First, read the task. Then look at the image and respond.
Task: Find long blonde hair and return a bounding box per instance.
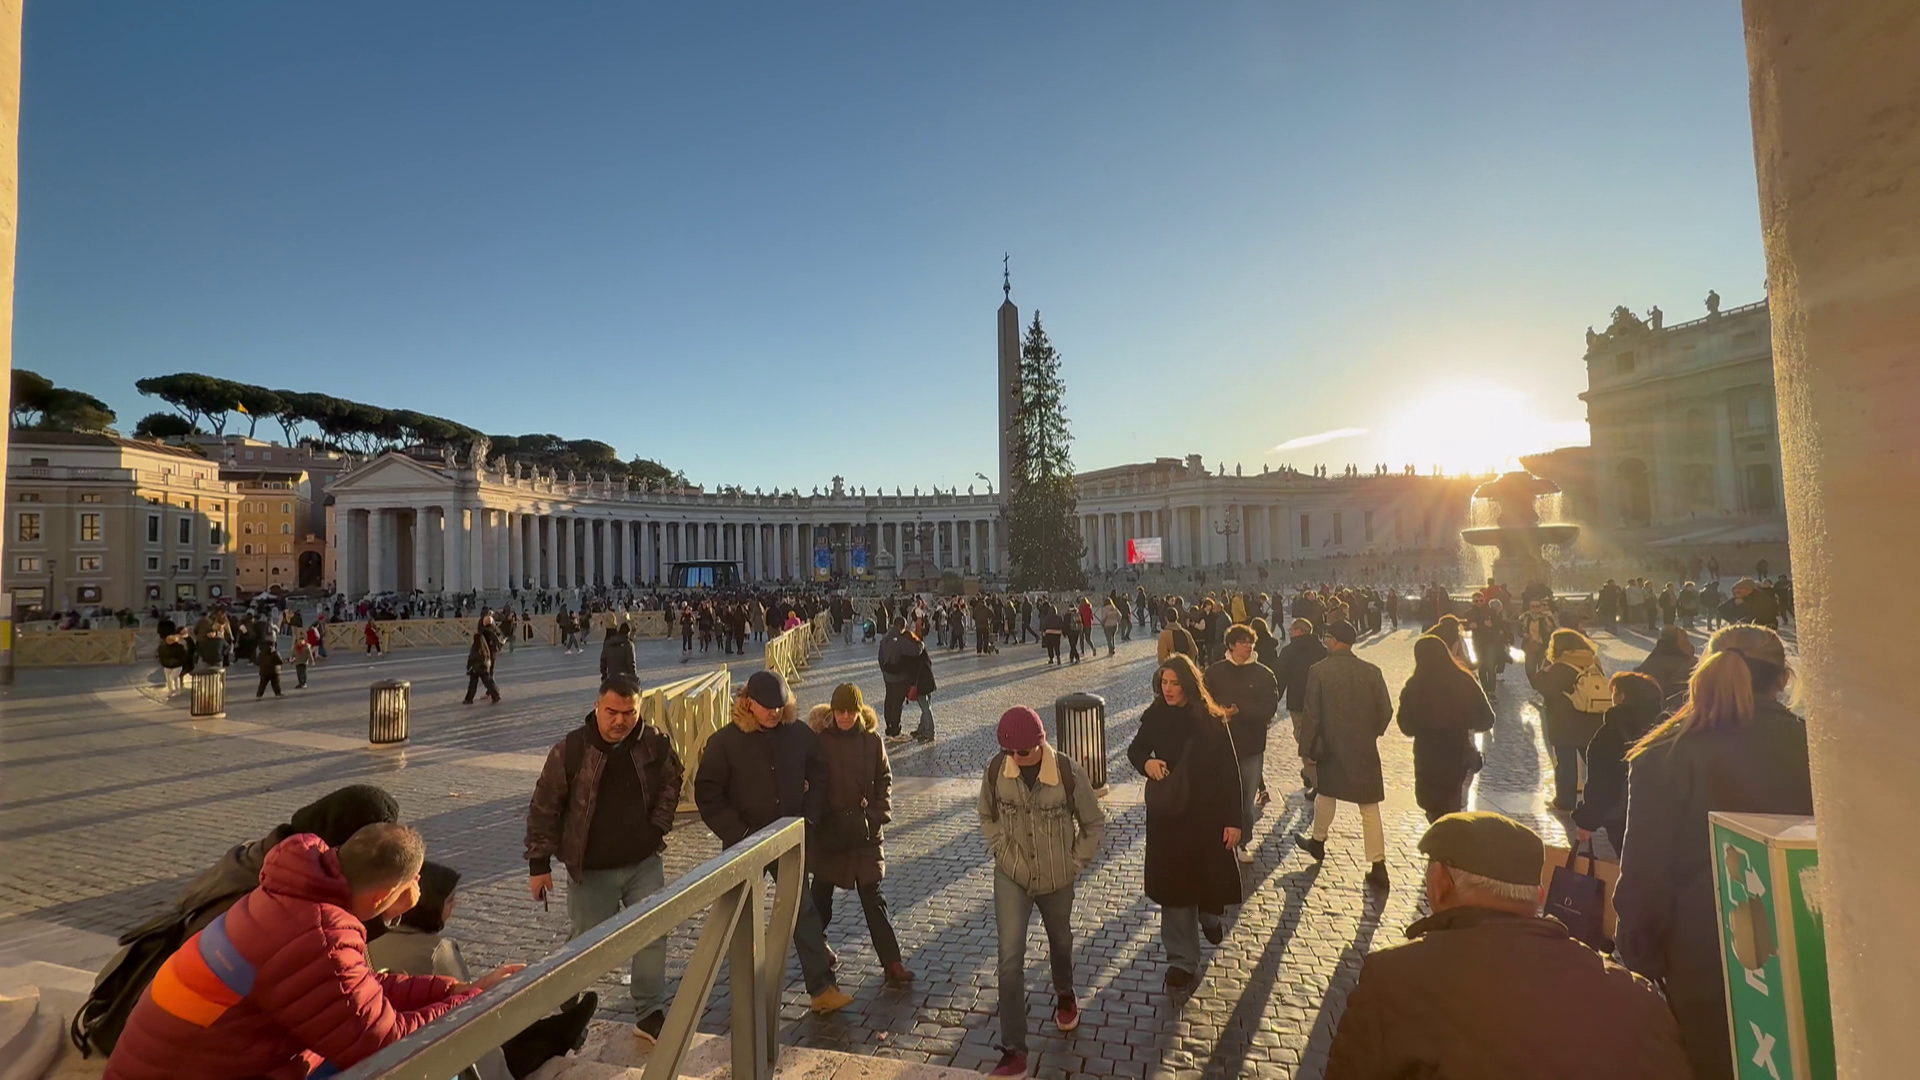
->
[1628,624,1790,759]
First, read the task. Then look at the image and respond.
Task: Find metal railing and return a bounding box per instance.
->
[338,817,806,1080]
[642,665,733,811]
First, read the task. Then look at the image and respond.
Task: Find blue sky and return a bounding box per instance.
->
[19,1,1765,489]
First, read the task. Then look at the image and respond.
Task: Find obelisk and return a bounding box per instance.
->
[996,257,1020,571]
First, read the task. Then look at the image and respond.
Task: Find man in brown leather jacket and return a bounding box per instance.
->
[525,674,683,1041]
[1326,812,1691,1080]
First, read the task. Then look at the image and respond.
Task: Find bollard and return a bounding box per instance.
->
[369,680,411,746]
[1052,692,1109,792]
[189,667,227,720]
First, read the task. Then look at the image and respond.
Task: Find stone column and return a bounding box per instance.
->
[411,509,431,593]
[597,520,611,586]
[1743,3,1920,1071]
[579,517,595,587]
[983,518,995,575]
[439,507,461,593]
[468,510,488,592]
[504,512,521,590]
[366,508,389,594]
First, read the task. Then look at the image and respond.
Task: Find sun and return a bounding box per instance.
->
[1377,383,1588,476]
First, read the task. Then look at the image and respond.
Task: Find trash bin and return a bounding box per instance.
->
[189,667,227,719]
[369,680,411,746]
[1052,692,1108,791]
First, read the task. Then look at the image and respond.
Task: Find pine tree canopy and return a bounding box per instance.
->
[1006,311,1086,590]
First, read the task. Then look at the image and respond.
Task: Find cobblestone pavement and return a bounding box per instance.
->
[0,619,1664,1078]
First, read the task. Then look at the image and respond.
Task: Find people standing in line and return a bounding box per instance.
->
[1394,635,1495,823]
[1127,655,1244,995]
[464,623,502,705]
[877,617,923,743]
[1570,671,1665,857]
[1526,629,1609,811]
[1204,625,1281,864]
[1699,578,1723,630]
[1323,812,1692,1080]
[1295,621,1395,889]
[1675,582,1699,629]
[806,685,914,987]
[1614,625,1813,1080]
[980,706,1106,1078]
[1635,624,1696,709]
[693,671,851,1013]
[254,637,285,699]
[1273,617,1329,799]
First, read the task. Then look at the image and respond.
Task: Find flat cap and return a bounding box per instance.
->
[1418,811,1544,887]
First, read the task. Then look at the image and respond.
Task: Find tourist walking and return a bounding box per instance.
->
[464,624,502,704]
[253,638,285,698]
[1274,617,1329,798]
[1394,635,1494,822]
[1614,625,1813,1080]
[877,617,923,743]
[290,633,313,689]
[1154,611,1195,663]
[1042,606,1066,666]
[1064,604,1083,663]
[1526,629,1610,811]
[980,705,1105,1077]
[158,632,190,698]
[1295,621,1395,889]
[1570,671,1664,856]
[363,617,383,656]
[1517,599,1557,673]
[693,671,851,1013]
[1100,598,1121,656]
[805,685,913,986]
[1204,625,1280,863]
[1127,655,1244,995]
[909,642,937,745]
[1323,812,1692,1080]
[599,621,638,681]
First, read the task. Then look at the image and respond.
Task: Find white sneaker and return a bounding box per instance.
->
[1235,844,1255,864]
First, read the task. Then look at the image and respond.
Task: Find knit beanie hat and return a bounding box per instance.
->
[289,784,402,847]
[830,683,866,714]
[996,706,1046,751]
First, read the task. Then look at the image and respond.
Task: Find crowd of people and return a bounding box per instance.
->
[91,565,1810,1080]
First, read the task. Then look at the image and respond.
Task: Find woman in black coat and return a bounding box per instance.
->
[1635,624,1695,709]
[1613,625,1813,1080]
[1127,654,1243,995]
[1394,634,1495,822]
[1571,670,1664,856]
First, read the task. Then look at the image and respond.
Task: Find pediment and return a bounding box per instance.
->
[328,453,459,497]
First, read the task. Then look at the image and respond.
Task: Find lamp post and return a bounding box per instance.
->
[1213,507,1242,572]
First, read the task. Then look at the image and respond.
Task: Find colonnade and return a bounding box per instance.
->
[1078,502,1450,573]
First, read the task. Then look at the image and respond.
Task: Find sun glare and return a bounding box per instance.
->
[1377,384,1588,476]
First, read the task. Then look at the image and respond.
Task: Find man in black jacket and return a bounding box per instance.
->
[694,670,851,1013]
[877,618,923,742]
[1272,618,1329,798]
[1206,625,1281,863]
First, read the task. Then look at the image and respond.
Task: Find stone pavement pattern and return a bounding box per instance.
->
[0,618,1665,1078]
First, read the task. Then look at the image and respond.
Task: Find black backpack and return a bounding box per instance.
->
[69,895,239,1057]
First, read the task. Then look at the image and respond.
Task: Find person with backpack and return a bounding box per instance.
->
[805,685,913,986]
[598,621,638,681]
[464,622,502,704]
[525,673,685,1042]
[1570,671,1665,857]
[1527,629,1611,812]
[980,706,1106,1078]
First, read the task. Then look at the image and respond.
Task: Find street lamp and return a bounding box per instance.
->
[1213,507,1242,571]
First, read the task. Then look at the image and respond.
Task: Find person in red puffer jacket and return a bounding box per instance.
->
[106,824,523,1080]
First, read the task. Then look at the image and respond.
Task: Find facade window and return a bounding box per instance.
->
[147,556,161,571]
[79,513,103,542]
[1299,514,1311,548]
[16,556,41,572]
[1744,464,1778,515]
[1684,464,1715,507]
[80,493,103,503]
[179,518,193,544]
[243,543,255,555]
[282,502,292,514]
[148,514,161,543]
[243,522,254,535]
[280,523,291,534]
[77,555,102,572]
[244,450,256,460]
[210,524,224,546]
[16,492,39,501]
[18,512,42,541]
[279,542,291,554]
[209,557,223,572]
[1333,512,1345,546]
[178,557,193,571]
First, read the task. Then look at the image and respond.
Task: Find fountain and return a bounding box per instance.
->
[1460,471,1579,589]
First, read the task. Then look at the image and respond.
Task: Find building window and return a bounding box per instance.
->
[282,502,292,514]
[280,522,291,534]
[243,522,254,535]
[147,556,161,571]
[148,514,161,543]
[243,543,255,555]
[179,557,193,571]
[77,555,102,572]
[244,450,255,460]
[279,542,291,554]
[1744,464,1778,515]
[16,556,40,572]
[210,524,224,546]
[79,513,103,542]
[18,512,41,541]
[80,493,103,503]
[209,557,223,572]
[1616,352,1636,374]
[179,518,193,544]
[16,492,39,502]
[1333,512,1345,545]
[1299,514,1311,548]
[175,583,196,600]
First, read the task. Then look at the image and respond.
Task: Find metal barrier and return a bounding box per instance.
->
[1053,692,1109,791]
[189,668,227,719]
[337,818,806,1080]
[13,628,140,667]
[641,666,732,811]
[369,680,411,746]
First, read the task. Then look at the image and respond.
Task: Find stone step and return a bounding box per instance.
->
[0,963,110,1080]
[530,1022,981,1080]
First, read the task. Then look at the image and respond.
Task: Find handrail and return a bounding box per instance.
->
[642,665,732,810]
[337,817,806,1080]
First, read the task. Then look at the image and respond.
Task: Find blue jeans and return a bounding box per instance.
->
[914,692,935,741]
[1161,905,1223,974]
[994,871,1076,1053]
[566,857,667,1016]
